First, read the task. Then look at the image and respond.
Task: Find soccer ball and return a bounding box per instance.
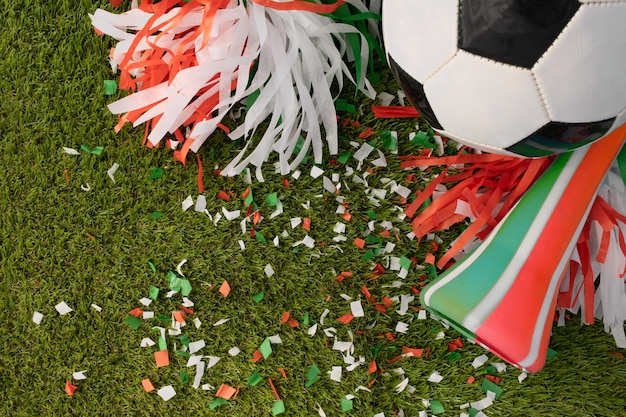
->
[382,0,626,157]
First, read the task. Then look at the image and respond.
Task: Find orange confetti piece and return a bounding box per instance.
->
[485,375,502,384]
[341,211,352,221]
[382,296,393,308]
[129,308,143,317]
[402,346,424,357]
[173,311,186,323]
[268,378,281,400]
[217,190,230,201]
[179,306,194,315]
[154,350,169,368]
[424,253,436,265]
[287,319,299,328]
[216,383,237,400]
[251,350,263,363]
[466,375,476,384]
[277,368,288,379]
[353,238,366,249]
[386,355,404,364]
[302,217,311,231]
[142,378,155,392]
[282,178,290,188]
[63,169,69,184]
[336,314,354,325]
[219,280,231,297]
[374,304,387,313]
[358,127,374,139]
[368,361,377,374]
[280,312,291,324]
[65,380,77,396]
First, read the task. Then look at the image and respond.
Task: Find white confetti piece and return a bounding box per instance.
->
[228,347,240,356]
[192,360,205,389]
[188,340,206,354]
[472,354,489,368]
[207,356,221,369]
[490,362,507,373]
[176,259,187,276]
[374,413,386,417]
[80,183,91,192]
[142,311,154,319]
[222,207,240,220]
[470,397,494,411]
[139,297,152,306]
[428,371,443,383]
[182,297,194,307]
[166,290,178,298]
[140,338,155,348]
[417,309,427,320]
[182,195,194,211]
[518,372,528,383]
[187,355,203,367]
[332,340,353,352]
[201,383,214,391]
[329,366,342,382]
[333,222,346,234]
[350,300,364,317]
[107,163,120,183]
[290,217,302,228]
[194,195,207,212]
[157,385,176,401]
[264,264,275,277]
[55,302,73,315]
[319,309,330,325]
[395,377,410,393]
[268,335,283,344]
[238,240,246,250]
[32,312,43,325]
[316,403,327,417]
[193,317,202,329]
[323,176,337,193]
[62,147,81,155]
[395,321,410,333]
[90,303,102,312]
[73,370,87,380]
[307,323,318,336]
[213,318,230,326]
[435,331,446,340]
[354,142,374,162]
[310,166,324,179]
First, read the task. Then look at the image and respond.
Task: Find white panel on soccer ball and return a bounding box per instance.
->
[425,50,550,150]
[611,107,626,132]
[382,0,458,83]
[533,4,626,123]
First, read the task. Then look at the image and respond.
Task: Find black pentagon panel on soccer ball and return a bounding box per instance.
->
[458,0,581,68]
[506,119,616,157]
[388,56,443,130]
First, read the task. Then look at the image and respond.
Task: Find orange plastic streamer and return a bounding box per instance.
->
[253,0,346,13]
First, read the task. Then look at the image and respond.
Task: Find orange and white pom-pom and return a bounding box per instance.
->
[91,0,377,177]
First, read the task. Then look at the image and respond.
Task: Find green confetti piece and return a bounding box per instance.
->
[341,399,353,413]
[244,189,254,207]
[252,292,264,303]
[259,337,272,359]
[179,335,191,347]
[149,212,163,219]
[468,408,480,417]
[444,351,461,362]
[148,167,164,180]
[255,232,267,244]
[157,315,170,323]
[209,398,228,410]
[381,130,398,151]
[399,256,412,270]
[103,80,117,95]
[305,364,321,387]
[148,261,156,273]
[361,250,375,261]
[367,209,377,220]
[80,144,104,155]
[483,365,498,375]
[337,150,351,165]
[547,347,558,360]
[335,99,356,113]
[481,379,503,399]
[271,400,285,415]
[149,285,159,300]
[302,311,310,326]
[158,336,167,352]
[429,400,445,414]
[365,234,382,245]
[180,279,192,297]
[179,371,189,384]
[411,131,436,149]
[176,350,190,358]
[426,264,438,279]
[265,192,278,207]
[168,272,181,291]
[248,370,263,386]
[124,315,142,330]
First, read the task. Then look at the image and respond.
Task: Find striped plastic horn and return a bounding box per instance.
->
[421,123,626,373]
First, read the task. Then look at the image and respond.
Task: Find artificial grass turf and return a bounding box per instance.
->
[1,1,625,416]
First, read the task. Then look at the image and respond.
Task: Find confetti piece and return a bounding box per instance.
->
[337,314,355,325]
[103,79,117,95]
[429,400,445,414]
[125,315,142,330]
[157,385,176,401]
[142,379,155,392]
[260,338,272,359]
[350,300,365,317]
[472,354,489,368]
[210,398,228,410]
[107,163,119,183]
[148,167,164,180]
[80,144,104,155]
[341,398,353,412]
[428,372,443,383]
[272,400,286,415]
[154,350,169,368]
[32,312,43,325]
[306,364,321,387]
[65,380,77,396]
[252,292,264,303]
[213,318,230,327]
[481,379,503,399]
[229,347,241,356]
[330,366,342,382]
[140,338,155,348]
[182,195,194,211]
[194,195,207,212]
[265,264,275,277]
[188,340,206,354]
[73,371,87,380]
[62,147,80,155]
[395,321,410,333]
[216,383,236,400]
[310,166,324,179]
[248,371,263,386]
[518,372,528,383]
[219,280,231,297]
[55,302,73,315]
